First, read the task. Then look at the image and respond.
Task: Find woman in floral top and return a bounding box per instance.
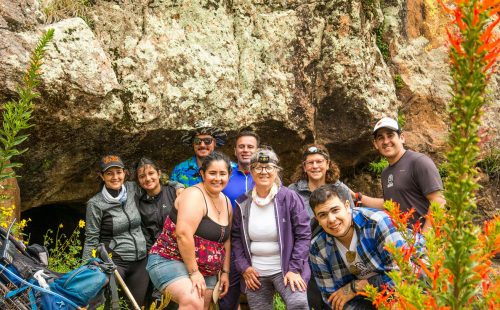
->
[147,152,232,310]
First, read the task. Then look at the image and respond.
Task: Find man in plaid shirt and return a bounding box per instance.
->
[309,184,407,310]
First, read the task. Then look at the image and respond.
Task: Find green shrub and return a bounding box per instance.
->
[438,161,449,179]
[373,26,389,61]
[0,29,53,236]
[394,74,404,90]
[478,148,500,180]
[43,220,85,273]
[273,293,286,309]
[397,109,406,129]
[366,1,500,308]
[368,157,389,176]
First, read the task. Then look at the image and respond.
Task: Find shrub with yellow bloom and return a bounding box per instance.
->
[44,219,86,273]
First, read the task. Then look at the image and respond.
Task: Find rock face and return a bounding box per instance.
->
[0,0,498,210]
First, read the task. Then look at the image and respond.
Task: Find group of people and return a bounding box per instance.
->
[82,117,445,310]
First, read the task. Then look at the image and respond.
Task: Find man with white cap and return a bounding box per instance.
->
[170,120,229,187]
[352,117,445,233]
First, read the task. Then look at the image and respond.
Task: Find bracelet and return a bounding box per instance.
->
[221,269,229,274]
[350,280,357,293]
[355,192,363,206]
[188,268,199,276]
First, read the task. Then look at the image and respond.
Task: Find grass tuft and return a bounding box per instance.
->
[41,0,93,25]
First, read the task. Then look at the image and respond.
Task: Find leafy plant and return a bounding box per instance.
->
[478,148,500,181]
[393,74,404,90]
[273,293,286,310]
[368,157,389,176]
[397,108,406,129]
[43,220,85,273]
[373,26,390,61]
[0,29,54,234]
[366,1,500,308]
[438,161,449,179]
[0,204,30,237]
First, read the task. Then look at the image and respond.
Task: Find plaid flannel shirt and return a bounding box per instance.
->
[309,207,406,306]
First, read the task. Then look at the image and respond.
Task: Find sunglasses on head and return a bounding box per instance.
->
[303,146,329,159]
[193,137,214,145]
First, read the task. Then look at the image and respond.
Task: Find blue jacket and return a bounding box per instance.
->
[222,165,254,209]
[232,186,312,291]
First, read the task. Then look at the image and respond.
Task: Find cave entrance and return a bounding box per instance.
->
[21,203,86,247]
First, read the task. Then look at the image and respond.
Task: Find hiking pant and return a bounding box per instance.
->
[307,276,330,309]
[344,296,375,310]
[115,257,149,307]
[219,254,241,310]
[246,272,308,310]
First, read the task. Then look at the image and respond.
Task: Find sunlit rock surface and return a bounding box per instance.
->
[0,0,497,210]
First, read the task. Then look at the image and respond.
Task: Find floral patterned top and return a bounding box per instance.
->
[150,216,226,276]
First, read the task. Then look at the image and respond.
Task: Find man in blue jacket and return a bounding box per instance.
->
[219,130,259,310]
[222,130,259,207]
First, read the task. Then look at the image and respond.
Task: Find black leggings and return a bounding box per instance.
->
[114,257,149,307]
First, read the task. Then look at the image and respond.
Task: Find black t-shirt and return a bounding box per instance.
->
[382,150,443,224]
[138,185,177,250]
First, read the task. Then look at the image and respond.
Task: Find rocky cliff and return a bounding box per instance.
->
[0,0,498,211]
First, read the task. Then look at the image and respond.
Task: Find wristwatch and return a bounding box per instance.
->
[350,280,357,293]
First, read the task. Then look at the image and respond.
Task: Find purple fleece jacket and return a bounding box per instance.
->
[232,186,312,291]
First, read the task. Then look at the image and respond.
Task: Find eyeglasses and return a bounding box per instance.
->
[303,146,329,159]
[193,137,214,145]
[304,159,326,167]
[252,165,276,173]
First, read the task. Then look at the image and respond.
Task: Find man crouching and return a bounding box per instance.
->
[309,184,407,310]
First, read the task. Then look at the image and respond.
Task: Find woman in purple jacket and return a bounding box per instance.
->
[231,148,311,310]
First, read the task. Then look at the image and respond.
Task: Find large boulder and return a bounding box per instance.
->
[0,0,497,210]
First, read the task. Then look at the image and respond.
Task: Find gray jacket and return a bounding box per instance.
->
[82,181,147,262]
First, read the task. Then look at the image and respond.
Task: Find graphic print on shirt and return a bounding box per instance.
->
[349,260,377,279]
[387,174,394,188]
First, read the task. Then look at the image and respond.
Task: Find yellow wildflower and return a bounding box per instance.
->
[79,220,85,228]
[59,223,63,229]
[19,219,28,229]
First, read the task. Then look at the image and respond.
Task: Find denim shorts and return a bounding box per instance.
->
[146,254,218,291]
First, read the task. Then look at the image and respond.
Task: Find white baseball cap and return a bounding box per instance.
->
[373,117,400,135]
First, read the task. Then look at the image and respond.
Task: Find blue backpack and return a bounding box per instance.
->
[39,259,109,309]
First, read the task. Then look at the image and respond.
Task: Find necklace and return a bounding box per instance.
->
[202,185,222,217]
